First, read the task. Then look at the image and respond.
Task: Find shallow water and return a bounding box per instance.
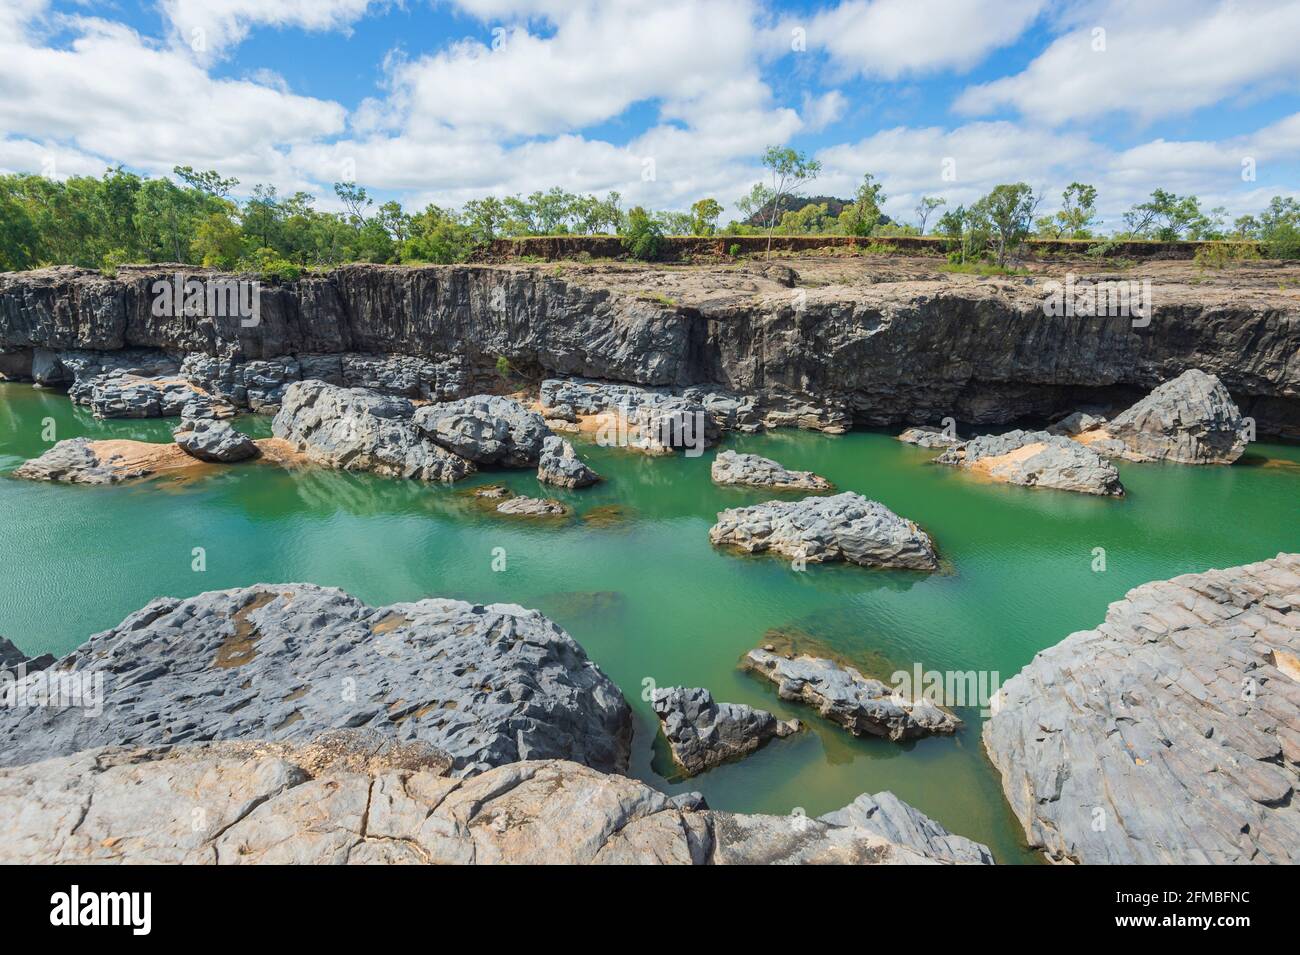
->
[2,381,1297,863]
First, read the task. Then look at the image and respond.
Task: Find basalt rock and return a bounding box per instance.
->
[272,380,474,483]
[413,395,551,466]
[536,435,600,488]
[0,584,633,777]
[1101,368,1249,464]
[69,372,207,419]
[983,554,1300,864]
[0,729,993,864]
[897,426,959,448]
[710,449,832,490]
[742,649,961,741]
[0,636,53,674]
[935,429,1124,496]
[173,419,260,463]
[709,492,939,571]
[651,686,800,776]
[12,437,148,484]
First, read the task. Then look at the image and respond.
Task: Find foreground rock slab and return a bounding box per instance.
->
[711,450,833,490]
[0,730,993,864]
[936,429,1124,496]
[0,584,631,777]
[651,686,800,776]
[709,491,939,571]
[743,649,961,741]
[1098,368,1249,464]
[983,553,1300,864]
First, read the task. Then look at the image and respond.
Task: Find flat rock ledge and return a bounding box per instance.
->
[711,449,833,490]
[651,686,800,777]
[743,649,962,741]
[0,584,631,778]
[983,553,1300,864]
[0,730,993,864]
[12,436,207,484]
[709,491,939,571]
[1090,368,1250,465]
[537,435,600,488]
[936,429,1124,496]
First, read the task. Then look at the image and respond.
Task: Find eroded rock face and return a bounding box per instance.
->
[742,649,961,741]
[413,395,551,466]
[983,554,1300,864]
[0,636,53,674]
[651,686,800,776]
[710,449,833,490]
[0,584,632,777]
[0,730,994,864]
[272,380,474,482]
[173,419,259,463]
[1103,369,1249,464]
[536,435,600,488]
[11,437,142,485]
[709,492,939,571]
[68,372,206,419]
[936,430,1124,496]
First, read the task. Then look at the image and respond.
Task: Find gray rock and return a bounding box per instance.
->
[651,686,800,776]
[983,553,1300,864]
[0,584,632,777]
[1047,410,1106,436]
[272,380,475,482]
[537,435,600,488]
[709,491,939,571]
[1104,368,1249,464]
[540,378,724,453]
[711,449,832,490]
[496,495,568,517]
[11,437,144,485]
[173,419,259,463]
[0,730,994,864]
[742,649,961,741]
[936,429,1124,496]
[0,636,53,673]
[897,426,959,448]
[414,395,551,466]
[69,372,205,419]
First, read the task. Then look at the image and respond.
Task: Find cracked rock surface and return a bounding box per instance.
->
[1102,368,1249,464]
[936,429,1124,496]
[536,435,600,488]
[173,419,259,463]
[0,584,632,778]
[651,686,800,776]
[710,450,832,490]
[983,553,1300,864]
[0,729,993,864]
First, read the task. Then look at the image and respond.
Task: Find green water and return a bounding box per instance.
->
[2,381,1297,863]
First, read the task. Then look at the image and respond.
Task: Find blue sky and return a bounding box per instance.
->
[2,0,1298,228]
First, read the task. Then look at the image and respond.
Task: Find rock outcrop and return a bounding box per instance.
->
[0,584,632,777]
[0,730,994,864]
[11,436,207,484]
[1099,369,1250,464]
[68,372,209,419]
[983,554,1300,864]
[897,426,959,448]
[413,395,551,466]
[271,380,474,483]
[0,636,53,673]
[651,686,800,776]
[536,435,600,488]
[709,492,939,571]
[496,495,568,517]
[710,449,833,490]
[935,429,1124,496]
[173,419,259,463]
[743,649,961,741]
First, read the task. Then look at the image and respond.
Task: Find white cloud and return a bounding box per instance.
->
[161,0,379,62]
[802,90,848,132]
[956,0,1300,124]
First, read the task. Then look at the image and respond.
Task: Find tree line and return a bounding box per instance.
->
[1,151,1297,275]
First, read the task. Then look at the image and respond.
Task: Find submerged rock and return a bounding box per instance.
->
[0,730,994,864]
[742,649,961,741]
[710,449,833,490]
[173,419,259,463]
[709,492,939,571]
[0,584,632,777]
[536,435,600,488]
[983,553,1300,864]
[935,429,1124,496]
[413,395,551,466]
[1102,368,1249,464]
[496,495,568,517]
[651,686,800,776]
[897,426,959,448]
[272,380,474,483]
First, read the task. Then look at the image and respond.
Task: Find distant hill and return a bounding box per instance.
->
[742,195,893,228]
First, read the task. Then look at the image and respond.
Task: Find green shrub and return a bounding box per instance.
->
[1193,242,1261,269]
[728,243,742,257]
[621,206,664,261]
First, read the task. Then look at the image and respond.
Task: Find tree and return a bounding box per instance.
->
[690,197,722,236]
[1122,189,1218,241]
[969,183,1038,266]
[463,197,506,243]
[333,181,373,226]
[1057,182,1098,238]
[621,206,664,261]
[914,196,945,235]
[191,207,243,268]
[757,145,822,256]
[173,166,239,199]
[838,173,885,236]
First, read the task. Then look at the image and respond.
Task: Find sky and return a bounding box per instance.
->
[2,0,1298,228]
